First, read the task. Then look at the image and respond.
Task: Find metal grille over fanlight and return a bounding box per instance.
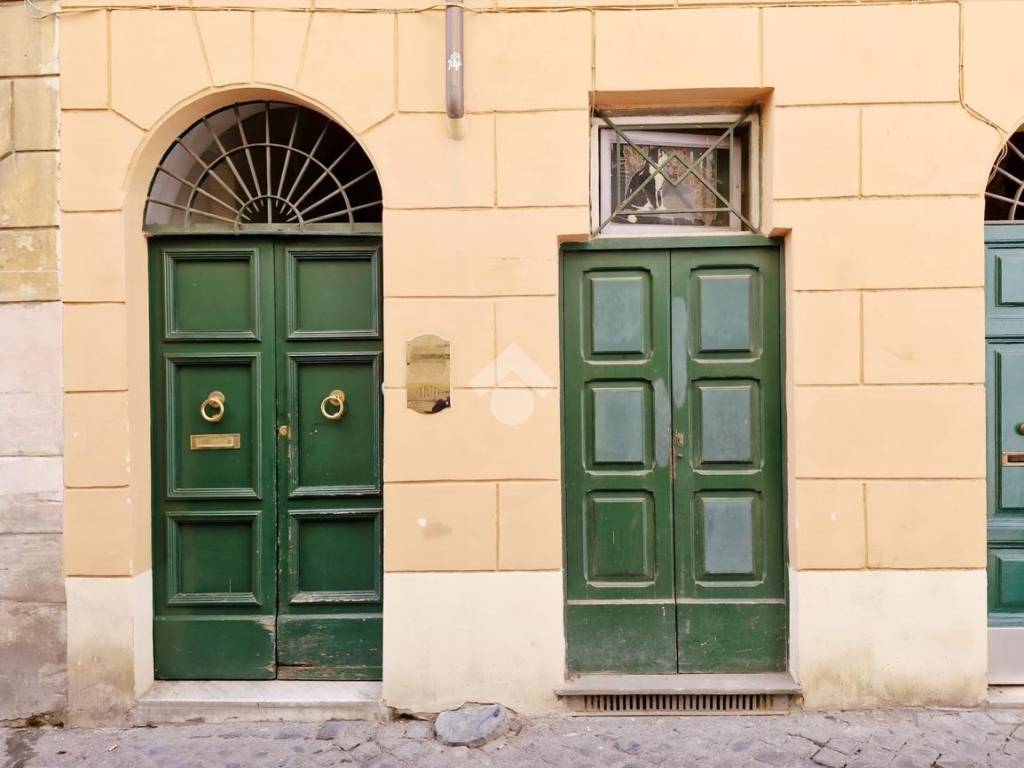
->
[987,132,1024,221]
[144,101,382,231]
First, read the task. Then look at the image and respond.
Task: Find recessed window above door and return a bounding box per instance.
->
[591,111,760,237]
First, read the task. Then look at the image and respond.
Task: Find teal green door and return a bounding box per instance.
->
[986,226,1024,623]
[562,242,785,673]
[150,236,382,679]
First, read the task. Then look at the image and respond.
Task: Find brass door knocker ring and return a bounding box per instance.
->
[200,390,226,423]
[320,389,346,421]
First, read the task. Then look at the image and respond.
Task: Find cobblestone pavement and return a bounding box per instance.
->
[5,709,1024,768]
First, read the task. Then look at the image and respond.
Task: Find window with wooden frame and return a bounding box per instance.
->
[591,110,760,237]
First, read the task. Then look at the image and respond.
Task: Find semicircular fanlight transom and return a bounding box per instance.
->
[144,101,382,231]
[987,131,1024,222]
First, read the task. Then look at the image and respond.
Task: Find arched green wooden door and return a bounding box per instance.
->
[149,236,383,679]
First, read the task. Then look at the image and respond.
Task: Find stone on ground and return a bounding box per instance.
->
[434,703,513,747]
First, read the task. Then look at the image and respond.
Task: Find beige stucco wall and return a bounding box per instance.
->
[42,0,1024,723]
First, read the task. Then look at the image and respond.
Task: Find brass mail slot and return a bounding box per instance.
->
[1003,451,1024,466]
[190,433,241,450]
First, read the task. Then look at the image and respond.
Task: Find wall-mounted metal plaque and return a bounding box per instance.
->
[407,334,451,414]
[190,433,241,450]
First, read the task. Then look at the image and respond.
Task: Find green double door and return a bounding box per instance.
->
[987,226,1024,625]
[149,236,382,680]
[562,243,786,674]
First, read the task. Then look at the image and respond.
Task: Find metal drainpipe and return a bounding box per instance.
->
[445,0,465,139]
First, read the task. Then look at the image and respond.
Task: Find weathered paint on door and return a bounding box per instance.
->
[150,237,383,680]
[986,226,1024,624]
[562,241,786,673]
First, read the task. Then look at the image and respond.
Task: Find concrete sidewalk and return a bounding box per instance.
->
[4,708,1024,767]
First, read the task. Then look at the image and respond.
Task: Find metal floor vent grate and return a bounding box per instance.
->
[576,692,782,716]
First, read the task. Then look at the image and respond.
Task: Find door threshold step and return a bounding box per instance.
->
[557,673,799,716]
[134,681,387,724]
[988,685,1024,708]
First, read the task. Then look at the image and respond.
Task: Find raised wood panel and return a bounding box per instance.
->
[998,253,1024,306]
[284,245,380,339]
[588,381,653,470]
[696,271,756,354]
[286,352,382,497]
[991,548,1024,614]
[167,511,261,606]
[585,491,656,586]
[993,346,1024,513]
[694,492,763,583]
[693,380,760,468]
[164,353,262,500]
[287,507,382,604]
[586,269,652,359]
[163,247,260,341]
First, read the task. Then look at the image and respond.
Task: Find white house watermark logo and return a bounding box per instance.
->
[469,343,554,426]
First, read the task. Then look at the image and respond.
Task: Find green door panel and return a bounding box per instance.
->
[672,248,785,669]
[692,381,760,466]
[275,240,383,680]
[566,603,678,674]
[150,236,382,680]
[162,246,262,340]
[277,615,383,680]
[585,492,657,583]
[286,353,382,496]
[285,246,380,338]
[562,242,786,674]
[151,238,278,680]
[986,228,1024,338]
[154,616,276,679]
[563,251,677,673]
[164,355,264,498]
[992,345,1024,513]
[676,602,786,672]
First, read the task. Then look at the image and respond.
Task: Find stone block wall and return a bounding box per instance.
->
[0,0,65,724]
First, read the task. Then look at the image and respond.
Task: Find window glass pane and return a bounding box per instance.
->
[610,132,733,227]
[595,119,754,235]
[611,135,731,227]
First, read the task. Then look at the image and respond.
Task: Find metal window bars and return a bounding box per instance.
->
[144,101,382,232]
[593,108,759,237]
[987,133,1024,222]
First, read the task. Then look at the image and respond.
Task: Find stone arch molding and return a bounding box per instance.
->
[103,10,395,135]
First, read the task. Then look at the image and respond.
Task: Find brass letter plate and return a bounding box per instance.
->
[190,433,241,450]
[406,334,451,414]
[1003,451,1024,466]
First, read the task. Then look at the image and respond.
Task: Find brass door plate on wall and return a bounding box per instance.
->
[406,334,451,414]
[190,433,241,450]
